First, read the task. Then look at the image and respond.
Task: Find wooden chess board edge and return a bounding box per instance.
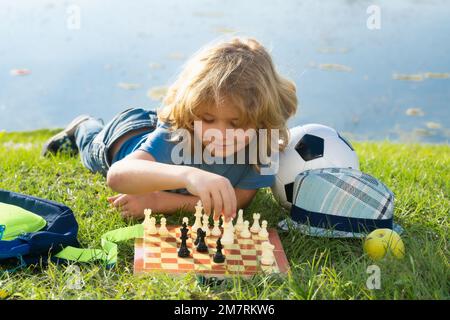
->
[268,229,290,274]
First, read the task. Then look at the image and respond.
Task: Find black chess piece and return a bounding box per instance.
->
[196,228,208,253]
[213,237,225,263]
[178,223,190,258]
[194,228,201,246]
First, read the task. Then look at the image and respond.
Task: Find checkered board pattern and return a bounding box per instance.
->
[134,225,290,278]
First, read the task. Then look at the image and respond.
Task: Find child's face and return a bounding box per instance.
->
[195,102,256,158]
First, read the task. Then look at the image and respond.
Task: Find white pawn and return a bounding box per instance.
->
[221,219,234,245]
[143,208,152,226]
[182,217,189,227]
[221,215,234,232]
[147,217,158,235]
[192,200,203,233]
[240,220,251,238]
[258,220,269,240]
[250,213,261,233]
[158,217,169,236]
[211,219,221,237]
[202,214,211,236]
[260,241,275,266]
[235,209,244,232]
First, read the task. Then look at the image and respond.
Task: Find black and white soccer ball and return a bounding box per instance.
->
[272,124,360,209]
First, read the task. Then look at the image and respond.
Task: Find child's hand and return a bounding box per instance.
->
[108,192,161,220]
[183,167,237,221]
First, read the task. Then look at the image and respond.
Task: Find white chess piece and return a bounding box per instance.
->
[143,208,152,226]
[158,217,169,236]
[250,213,261,233]
[147,217,158,235]
[258,220,269,240]
[202,214,211,236]
[235,209,244,232]
[260,241,275,266]
[221,219,234,245]
[240,220,251,238]
[192,200,203,233]
[182,217,189,227]
[211,219,221,237]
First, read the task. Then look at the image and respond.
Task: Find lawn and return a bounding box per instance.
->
[0,129,448,300]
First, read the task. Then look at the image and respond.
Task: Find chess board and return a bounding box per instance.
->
[134,225,290,278]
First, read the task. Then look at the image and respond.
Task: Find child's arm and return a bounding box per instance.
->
[109,188,257,219]
[107,150,237,220]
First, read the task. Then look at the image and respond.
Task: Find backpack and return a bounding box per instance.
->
[278,168,403,238]
[0,189,143,269]
[0,189,79,265]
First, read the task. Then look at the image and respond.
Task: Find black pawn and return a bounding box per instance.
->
[213,237,225,263]
[196,228,208,253]
[178,223,190,258]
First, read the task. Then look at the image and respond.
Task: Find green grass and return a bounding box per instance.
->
[0,129,448,300]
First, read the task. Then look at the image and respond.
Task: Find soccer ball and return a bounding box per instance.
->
[272,124,360,209]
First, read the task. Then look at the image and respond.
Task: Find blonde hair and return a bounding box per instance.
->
[158,36,298,158]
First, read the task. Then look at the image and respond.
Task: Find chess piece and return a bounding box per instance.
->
[192,200,203,233]
[229,216,235,233]
[182,217,189,228]
[250,213,261,233]
[213,237,225,263]
[258,220,269,240]
[178,223,190,258]
[222,214,235,232]
[196,228,208,253]
[240,220,251,238]
[202,214,211,236]
[260,241,275,266]
[143,208,152,226]
[158,217,169,236]
[194,232,199,246]
[147,217,158,235]
[221,219,234,245]
[211,219,221,237]
[235,209,244,232]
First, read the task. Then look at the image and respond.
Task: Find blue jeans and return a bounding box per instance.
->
[74,108,158,176]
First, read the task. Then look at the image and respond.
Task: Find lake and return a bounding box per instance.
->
[1,0,449,143]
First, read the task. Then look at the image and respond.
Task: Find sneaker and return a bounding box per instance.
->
[41,115,91,156]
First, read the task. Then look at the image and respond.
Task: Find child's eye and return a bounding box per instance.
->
[202,117,214,123]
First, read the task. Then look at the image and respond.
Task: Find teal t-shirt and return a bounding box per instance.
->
[114,121,275,192]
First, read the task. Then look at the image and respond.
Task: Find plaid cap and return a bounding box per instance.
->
[282,168,403,238]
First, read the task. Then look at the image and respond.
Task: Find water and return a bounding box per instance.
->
[1,0,449,143]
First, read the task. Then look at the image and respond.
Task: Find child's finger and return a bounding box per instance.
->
[120,209,130,219]
[107,194,121,203]
[226,184,237,219]
[113,195,128,208]
[210,189,223,219]
[220,188,231,220]
[201,191,212,216]
[213,209,220,221]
